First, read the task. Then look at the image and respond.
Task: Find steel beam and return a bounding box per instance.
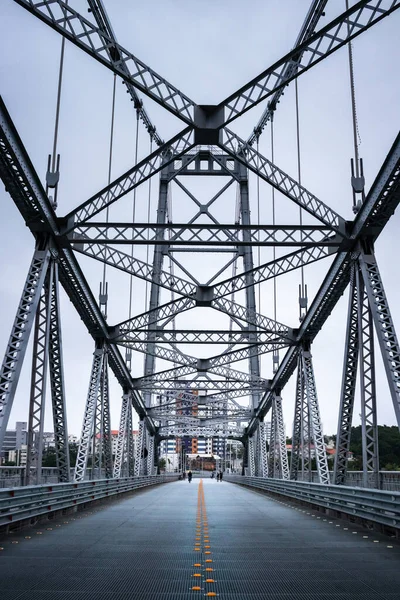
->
[359,251,400,428]
[71,223,338,247]
[0,248,51,451]
[14,0,197,124]
[220,0,400,125]
[301,347,330,484]
[74,347,104,482]
[333,265,359,485]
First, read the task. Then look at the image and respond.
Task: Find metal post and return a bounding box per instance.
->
[48,261,70,483]
[258,420,268,477]
[26,265,52,485]
[248,435,255,476]
[143,167,169,410]
[238,161,260,410]
[356,265,379,489]
[101,350,113,478]
[134,418,145,476]
[290,354,303,480]
[333,264,359,485]
[113,392,130,478]
[147,434,155,475]
[359,250,400,428]
[301,346,330,484]
[275,394,289,480]
[74,346,104,482]
[0,248,51,451]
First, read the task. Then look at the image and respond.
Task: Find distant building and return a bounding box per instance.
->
[1,421,27,463]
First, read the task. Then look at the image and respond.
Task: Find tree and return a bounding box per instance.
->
[330,425,400,470]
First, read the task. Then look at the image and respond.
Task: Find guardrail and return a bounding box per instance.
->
[0,474,178,528]
[225,475,400,530]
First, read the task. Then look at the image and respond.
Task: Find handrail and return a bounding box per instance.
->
[0,474,177,527]
[225,475,400,529]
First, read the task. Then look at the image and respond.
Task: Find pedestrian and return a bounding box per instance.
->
[216,472,220,482]
[188,470,192,483]
[219,470,223,481]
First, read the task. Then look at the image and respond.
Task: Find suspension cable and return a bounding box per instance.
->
[46,0,68,207]
[101,73,117,296]
[346,0,364,211]
[295,79,307,322]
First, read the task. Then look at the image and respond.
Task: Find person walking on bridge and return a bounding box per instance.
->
[187,470,192,483]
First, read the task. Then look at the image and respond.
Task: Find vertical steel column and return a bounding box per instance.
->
[302,347,330,484]
[290,354,304,480]
[254,423,262,476]
[238,161,260,410]
[101,350,113,478]
[147,434,155,475]
[241,438,248,475]
[356,265,380,488]
[258,420,268,477]
[0,248,51,450]
[268,399,278,477]
[48,261,70,482]
[248,435,256,476]
[126,399,135,476]
[113,392,130,477]
[143,165,169,409]
[333,265,359,485]
[359,251,400,428]
[134,418,145,476]
[74,346,104,482]
[92,361,104,479]
[26,265,53,485]
[274,394,289,480]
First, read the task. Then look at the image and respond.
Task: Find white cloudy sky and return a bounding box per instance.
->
[0,1,399,440]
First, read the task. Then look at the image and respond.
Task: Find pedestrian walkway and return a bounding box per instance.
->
[1,479,399,599]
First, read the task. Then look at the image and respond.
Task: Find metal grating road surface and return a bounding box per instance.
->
[0,479,400,599]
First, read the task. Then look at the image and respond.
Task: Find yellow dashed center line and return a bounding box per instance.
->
[191,479,217,595]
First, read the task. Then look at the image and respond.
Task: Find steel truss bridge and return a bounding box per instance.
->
[0,0,400,497]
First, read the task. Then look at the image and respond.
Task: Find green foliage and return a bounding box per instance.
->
[42,447,57,467]
[42,443,79,468]
[345,425,400,470]
[158,458,166,471]
[69,443,78,467]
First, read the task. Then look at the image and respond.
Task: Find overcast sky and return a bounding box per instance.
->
[0,1,399,441]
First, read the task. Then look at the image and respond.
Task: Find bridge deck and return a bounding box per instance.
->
[1,479,399,599]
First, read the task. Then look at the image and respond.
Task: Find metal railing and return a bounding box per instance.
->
[0,474,177,528]
[225,475,400,530]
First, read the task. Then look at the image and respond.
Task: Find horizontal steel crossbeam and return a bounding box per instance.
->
[71,223,339,247]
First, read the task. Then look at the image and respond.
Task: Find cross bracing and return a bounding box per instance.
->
[0,1,399,486]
